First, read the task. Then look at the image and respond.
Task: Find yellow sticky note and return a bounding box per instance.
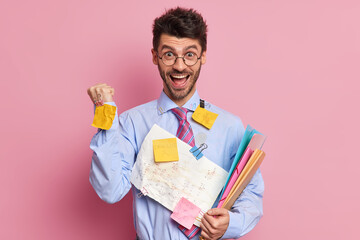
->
[192,105,218,129]
[91,104,117,130]
[153,138,179,163]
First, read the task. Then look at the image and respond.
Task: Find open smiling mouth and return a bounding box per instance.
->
[169,74,190,88]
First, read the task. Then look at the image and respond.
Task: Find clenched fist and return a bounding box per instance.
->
[87,83,115,106]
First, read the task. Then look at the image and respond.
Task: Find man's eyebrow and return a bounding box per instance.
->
[160,44,200,52]
[185,45,199,51]
[160,45,175,51]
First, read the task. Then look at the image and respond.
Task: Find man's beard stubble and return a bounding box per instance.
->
[158,65,201,101]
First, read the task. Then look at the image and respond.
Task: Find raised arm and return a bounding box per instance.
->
[87,84,137,204]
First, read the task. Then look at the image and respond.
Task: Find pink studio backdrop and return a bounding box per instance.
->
[1,0,359,239]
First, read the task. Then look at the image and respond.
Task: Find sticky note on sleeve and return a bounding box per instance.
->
[153,138,179,163]
[91,104,117,130]
[192,105,218,129]
[171,197,201,229]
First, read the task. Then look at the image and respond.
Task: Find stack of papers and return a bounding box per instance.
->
[218,125,266,210]
[130,124,228,227]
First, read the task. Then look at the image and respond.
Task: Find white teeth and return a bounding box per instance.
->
[171,75,188,79]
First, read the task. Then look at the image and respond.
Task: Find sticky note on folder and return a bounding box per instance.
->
[192,106,218,129]
[171,197,201,229]
[91,104,117,130]
[153,138,179,163]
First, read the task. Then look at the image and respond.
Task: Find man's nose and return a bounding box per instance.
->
[172,57,187,72]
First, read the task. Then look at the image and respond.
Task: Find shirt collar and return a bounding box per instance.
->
[157,90,200,115]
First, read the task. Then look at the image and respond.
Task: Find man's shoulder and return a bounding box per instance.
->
[119,99,158,118]
[205,101,243,126]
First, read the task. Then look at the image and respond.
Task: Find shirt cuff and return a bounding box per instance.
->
[94,102,119,132]
[221,210,241,239]
[93,101,117,112]
[103,101,116,106]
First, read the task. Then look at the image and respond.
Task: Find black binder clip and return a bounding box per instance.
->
[189,143,208,160]
[200,99,205,108]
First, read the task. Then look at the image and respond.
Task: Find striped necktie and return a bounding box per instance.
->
[172,107,199,238]
[171,107,195,147]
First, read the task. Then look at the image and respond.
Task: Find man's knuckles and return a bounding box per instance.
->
[212,222,220,229]
[208,228,218,236]
[88,84,114,103]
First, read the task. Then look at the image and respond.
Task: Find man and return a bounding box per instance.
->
[87,7,264,240]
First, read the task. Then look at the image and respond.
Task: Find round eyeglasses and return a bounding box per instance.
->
[157,52,201,67]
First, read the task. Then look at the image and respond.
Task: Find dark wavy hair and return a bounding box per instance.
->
[152,7,208,53]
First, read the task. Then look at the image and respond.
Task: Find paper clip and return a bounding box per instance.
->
[137,192,144,198]
[200,99,205,108]
[137,187,148,198]
[189,143,208,160]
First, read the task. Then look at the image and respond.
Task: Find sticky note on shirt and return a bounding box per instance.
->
[91,104,117,130]
[153,138,179,163]
[192,105,218,129]
[171,197,201,229]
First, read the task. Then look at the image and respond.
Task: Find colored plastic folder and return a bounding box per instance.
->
[222,149,266,210]
[219,125,263,200]
[218,133,266,207]
[248,134,266,151]
[218,147,254,207]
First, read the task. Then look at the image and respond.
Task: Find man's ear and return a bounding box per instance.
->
[151,49,158,65]
[200,51,207,65]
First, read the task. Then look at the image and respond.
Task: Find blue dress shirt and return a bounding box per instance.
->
[89,90,264,240]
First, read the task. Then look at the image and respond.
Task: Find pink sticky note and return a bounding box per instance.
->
[171,197,201,229]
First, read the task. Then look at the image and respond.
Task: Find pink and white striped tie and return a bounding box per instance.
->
[171,107,199,238]
[171,107,195,147]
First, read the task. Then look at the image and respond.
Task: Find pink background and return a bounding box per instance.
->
[1,0,359,239]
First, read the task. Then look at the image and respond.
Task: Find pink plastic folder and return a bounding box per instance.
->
[248,134,266,151]
[218,147,254,207]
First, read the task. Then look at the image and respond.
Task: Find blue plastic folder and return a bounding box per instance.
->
[219,125,263,200]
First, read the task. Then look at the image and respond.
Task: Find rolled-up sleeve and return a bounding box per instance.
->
[89,103,137,204]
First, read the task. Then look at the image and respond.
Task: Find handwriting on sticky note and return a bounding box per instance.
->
[192,105,218,129]
[171,197,201,229]
[91,104,116,130]
[153,138,179,163]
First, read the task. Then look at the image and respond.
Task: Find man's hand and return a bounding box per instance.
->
[87,83,115,106]
[200,208,230,240]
